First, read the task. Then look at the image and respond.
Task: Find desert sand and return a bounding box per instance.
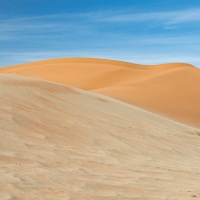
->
[1,58,200,128]
[0,73,200,199]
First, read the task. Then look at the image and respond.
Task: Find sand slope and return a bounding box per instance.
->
[0,73,200,199]
[1,58,200,128]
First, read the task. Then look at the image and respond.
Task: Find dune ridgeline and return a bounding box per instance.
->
[1,58,200,128]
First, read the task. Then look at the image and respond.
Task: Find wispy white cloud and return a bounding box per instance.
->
[0,23,60,32]
[126,36,200,45]
[0,8,200,67]
[1,7,200,35]
[0,12,96,23]
[96,8,200,25]
[0,13,98,39]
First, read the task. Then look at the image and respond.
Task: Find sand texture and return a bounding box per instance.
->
[1,58,200,128]
[0,73,200,199]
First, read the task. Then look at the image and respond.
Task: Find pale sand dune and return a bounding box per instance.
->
[1,58,199,128]
[0,73,200,199]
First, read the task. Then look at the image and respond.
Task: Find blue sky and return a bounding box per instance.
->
[0,0,200,67]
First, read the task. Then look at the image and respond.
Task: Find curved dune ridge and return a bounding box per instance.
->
[1,58,200,128]
[0,73,200,199]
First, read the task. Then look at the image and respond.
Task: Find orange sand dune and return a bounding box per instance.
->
[0,73,200,199]
[1,58,200,128]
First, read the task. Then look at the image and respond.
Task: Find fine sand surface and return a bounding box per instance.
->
[0,73,200,199]
[1,58,200,128]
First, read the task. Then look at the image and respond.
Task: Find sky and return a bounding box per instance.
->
[0,0,200,67]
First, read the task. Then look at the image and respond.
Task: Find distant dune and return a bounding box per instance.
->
[1,58,200,128]
[0,73,200,199]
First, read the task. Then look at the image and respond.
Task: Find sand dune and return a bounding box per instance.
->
[0,73,200,199]
[1,58,199,128]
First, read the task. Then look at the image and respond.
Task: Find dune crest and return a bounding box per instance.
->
[0,58,200,128]
[0,73,200,199]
